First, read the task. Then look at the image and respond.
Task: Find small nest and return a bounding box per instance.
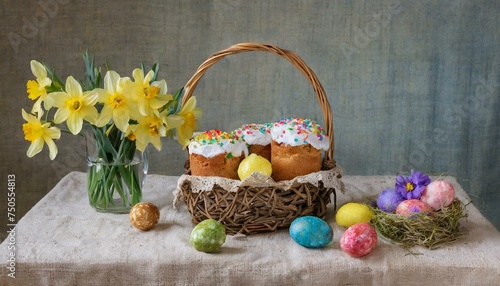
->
[370,198,468,249]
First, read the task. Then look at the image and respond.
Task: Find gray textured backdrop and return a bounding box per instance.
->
[1,0,499,241]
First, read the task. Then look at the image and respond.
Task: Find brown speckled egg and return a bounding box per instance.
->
[130,202,160,231]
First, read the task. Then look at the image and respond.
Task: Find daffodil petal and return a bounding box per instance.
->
[157,93,174,102]
[21,109,32,122]
[165,115,184,129]
[152,79,168,93]
[32,98,44,117]
[113,108,130,132]
[95,88,110,103]
[30,60,47,78]
[132,69,145,83]
[45,126,61,139]
[47,92,70,108]
[138,100,149,116]
[27,137,44,158]
[158,125,167,137]
[96,105,113,127]
[128,106,143,121]
[104,70,120,93]
[193,107,203,118]
[177,126,193,147]
[65,76,83,96]
[42,100,51,110]
[135,128,150,150]
[135,138,147,152]
[82,90,98,106]
[81,105,98,125]
[44,136,58,160]
[119,79,136,99]
[39,77,52,88]
[143,70,154,84]
[180,96,196,114]
[151,136,162,151]
[117,77,132,93]
[149,98,170,110]
[53,108,70,124]
[135,126,149,143]
[66,113,83,135]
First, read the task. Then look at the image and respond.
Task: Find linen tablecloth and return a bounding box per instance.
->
[1,172,500,285]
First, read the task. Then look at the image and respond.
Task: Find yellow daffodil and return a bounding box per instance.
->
[95,71,139,132]
[175,97,202,146]
[22,109,61,160]
[134,110,167,152]
[26,60,52,115]
[125,68,173,116]
[125,126,137,142]
[46,76,99,135]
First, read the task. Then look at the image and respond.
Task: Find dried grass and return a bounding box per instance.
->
[370,198,468,249]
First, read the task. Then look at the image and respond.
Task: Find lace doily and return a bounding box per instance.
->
[174,166,344,206]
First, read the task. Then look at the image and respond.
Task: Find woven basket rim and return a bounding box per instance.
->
[181,42,336,162]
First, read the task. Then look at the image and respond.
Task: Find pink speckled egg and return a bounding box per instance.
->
[340,222,378,257]
[420,181,455,210]
[395,199,433,217]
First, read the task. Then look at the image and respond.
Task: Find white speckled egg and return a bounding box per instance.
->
[289,216,333,248]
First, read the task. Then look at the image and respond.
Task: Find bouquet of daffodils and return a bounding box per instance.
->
[22,52,202,212]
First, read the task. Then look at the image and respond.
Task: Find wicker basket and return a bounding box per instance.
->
[175,43,344,235]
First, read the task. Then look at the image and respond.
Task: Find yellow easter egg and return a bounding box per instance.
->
[335,203,375,228]
[237,153,272,181]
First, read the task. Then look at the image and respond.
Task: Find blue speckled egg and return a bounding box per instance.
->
[289,216,333,248]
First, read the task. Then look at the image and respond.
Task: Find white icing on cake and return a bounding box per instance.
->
[188,130,248,158]
[233,123,272,146]
[270,118,330,151]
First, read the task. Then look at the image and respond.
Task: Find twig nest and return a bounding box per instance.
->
[370,198,466,249]
[130,202,160,231]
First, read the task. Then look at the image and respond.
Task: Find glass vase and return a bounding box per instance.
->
[85,125,148,213]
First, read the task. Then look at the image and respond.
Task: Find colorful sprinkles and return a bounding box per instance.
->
[273,117,327,144]
[192,129,240,146]
[233,123,273,142]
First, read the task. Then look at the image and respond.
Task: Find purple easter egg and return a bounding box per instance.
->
[377,188,404,213]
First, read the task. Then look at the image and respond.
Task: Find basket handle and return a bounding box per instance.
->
[182,42,335,163]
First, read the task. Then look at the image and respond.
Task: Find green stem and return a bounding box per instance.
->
[86,125,144,212]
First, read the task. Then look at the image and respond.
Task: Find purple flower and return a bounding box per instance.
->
[395,170,431,200]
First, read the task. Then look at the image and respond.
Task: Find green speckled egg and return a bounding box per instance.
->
[189,219,226,253]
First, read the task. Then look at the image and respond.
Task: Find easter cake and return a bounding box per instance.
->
[188,129,248,179]
[233,123,273,161]
[270,117,330,181]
